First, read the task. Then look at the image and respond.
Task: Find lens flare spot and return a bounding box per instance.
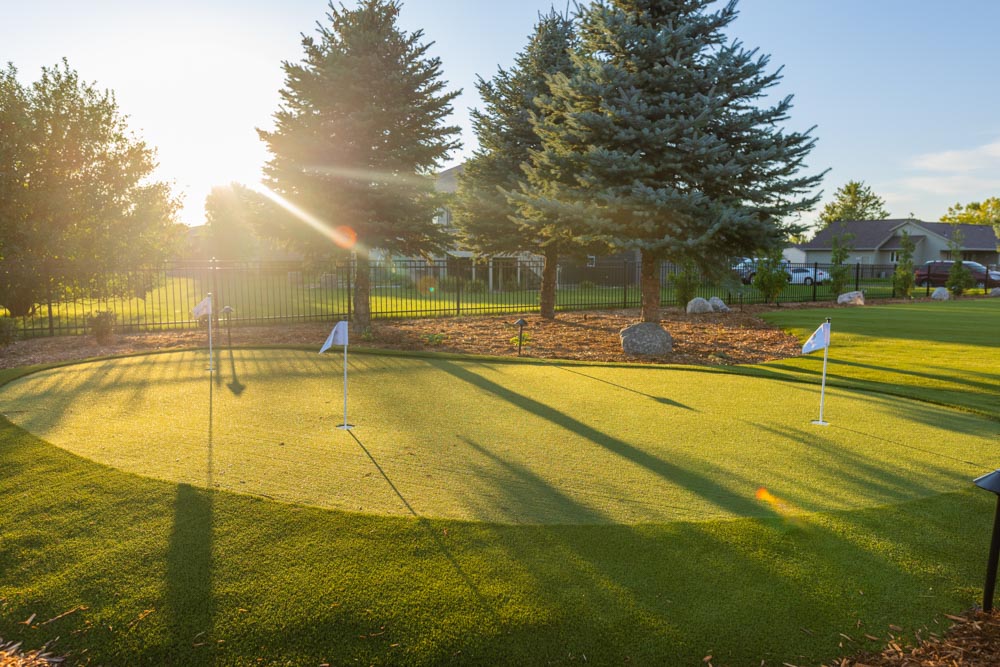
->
[755,487,776,503]
[334,225,357,249]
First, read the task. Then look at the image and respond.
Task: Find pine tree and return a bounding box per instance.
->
[453,11,575,319]
[521,0,824,322]
[258,0,460,328]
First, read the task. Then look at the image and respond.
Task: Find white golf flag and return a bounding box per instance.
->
[802,321,830,354]
[320,321,349,354]
[192,296,212,318]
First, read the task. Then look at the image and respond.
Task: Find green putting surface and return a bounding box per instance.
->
[1,349,995,524]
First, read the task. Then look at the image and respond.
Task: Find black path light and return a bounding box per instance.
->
[973,469,1000,612]
[513,318,528,357]
[221,306,234,347]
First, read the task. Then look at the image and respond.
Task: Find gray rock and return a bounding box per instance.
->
[620,322,673,356]
[990,287,1000,297]
[931,287,950,300]
[837,291,865,306]
[708,296,730,313]
[686,297,714,314]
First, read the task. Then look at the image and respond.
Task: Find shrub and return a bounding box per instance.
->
[501,277,521,292]
[671,261,701,306]
[465,279,487,294]
[423,333,446,346]
[829,229,854,295]
[946,230,974,296]
[0,316,17,346]
[439,275,464,292]
[87,310,116,344]
[892,230,916,298]
[578,280,596,290]
[751,252,789,305]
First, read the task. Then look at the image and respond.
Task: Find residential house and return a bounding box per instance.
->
[799,219,998,266]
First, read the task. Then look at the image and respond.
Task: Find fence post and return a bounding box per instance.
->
[346,259,353,322]
[622,259,628,310]
[46,272,54,337]
[456,278,461,317]
[812,262,818,302]
[854,262,861,291]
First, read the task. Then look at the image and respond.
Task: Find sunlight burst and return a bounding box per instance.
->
[252,185,359,250]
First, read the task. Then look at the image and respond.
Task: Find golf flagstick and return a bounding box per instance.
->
[192,293,214,372]
[320,321,352,430]
[801,318,832,425]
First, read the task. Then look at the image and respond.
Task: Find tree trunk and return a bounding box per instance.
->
[539,245,559,320]
[353,250,372,331]
[639,249,661,323]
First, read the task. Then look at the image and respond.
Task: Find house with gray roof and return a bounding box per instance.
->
[799,219,998,266]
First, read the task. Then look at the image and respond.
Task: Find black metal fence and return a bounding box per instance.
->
[3,257,996,338]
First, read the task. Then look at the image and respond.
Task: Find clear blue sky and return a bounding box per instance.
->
[4,0,999,230]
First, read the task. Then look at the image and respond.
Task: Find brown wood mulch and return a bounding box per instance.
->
[0,305,804,371]
[2,302,997,666]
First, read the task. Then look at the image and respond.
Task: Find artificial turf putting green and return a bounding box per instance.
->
[1,348,995,525]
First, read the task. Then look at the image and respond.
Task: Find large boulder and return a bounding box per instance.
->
[686,297,714,314]
[990,287,1000,298]
[837,291,865,306]
[620,322,673,356]
[931,287,950,300]
[709,296,730,313]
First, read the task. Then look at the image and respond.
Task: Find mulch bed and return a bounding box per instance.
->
[0,306,803,370]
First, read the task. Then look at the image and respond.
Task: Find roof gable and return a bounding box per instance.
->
[802,219,997,251]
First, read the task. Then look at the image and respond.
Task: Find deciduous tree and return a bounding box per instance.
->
[519,0,824,322]
[258,0,460,329]
[0,61,180,317]
[940,197,1000,236]
[818,180,890,227]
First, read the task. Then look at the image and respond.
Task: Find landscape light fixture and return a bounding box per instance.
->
[221,306,234,347]
[973,469,1000,612]
[513,318,528,357]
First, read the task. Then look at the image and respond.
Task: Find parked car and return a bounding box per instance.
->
[913,260,1000,288]
[786,267,830,285]
[732,258,789,284]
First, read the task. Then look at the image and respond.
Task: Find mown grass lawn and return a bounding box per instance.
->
[0,299,997,666]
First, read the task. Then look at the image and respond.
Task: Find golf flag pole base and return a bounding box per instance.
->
[337,423,355,431]
[811,420,830,426]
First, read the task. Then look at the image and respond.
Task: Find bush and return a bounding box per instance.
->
[751,252,788,305]
[671,261,701,306]
[829,230,854,295]
[892,230,916,298]
[501,277,521,292]
[947,261,974,296]
[465,279,487,294]
[0,316,17,346]
[87,310,116,344]
[578,280,596,290]
[439,275,464,292]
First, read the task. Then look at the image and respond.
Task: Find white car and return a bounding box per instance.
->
[786,267,829,285]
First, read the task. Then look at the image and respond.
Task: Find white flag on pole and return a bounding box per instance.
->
[801,321,830,354]
[320,321,349,354]
[192,296,212,318]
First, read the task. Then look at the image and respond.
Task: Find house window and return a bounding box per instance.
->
[586,255,597,268]
[889,251,900,263]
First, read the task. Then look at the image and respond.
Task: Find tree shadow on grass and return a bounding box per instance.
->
[555,366,695,410]
[436,360,770,519]
[348,431,493,614]
[165,483,214,658]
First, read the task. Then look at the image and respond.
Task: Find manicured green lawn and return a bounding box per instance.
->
[0,298,997,665]
[756,298,1000,418]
